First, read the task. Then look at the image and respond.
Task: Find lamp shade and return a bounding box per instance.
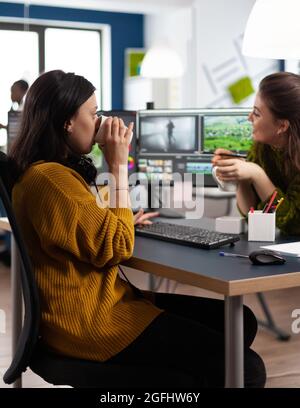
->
[140,45,184,78]
[242,0,300,59]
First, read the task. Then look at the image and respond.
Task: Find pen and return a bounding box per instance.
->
[263,190,278,213]
[219,251,249,259]
[213,152,247,159]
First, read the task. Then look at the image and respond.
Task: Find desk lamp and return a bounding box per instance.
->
[242,0,300,59]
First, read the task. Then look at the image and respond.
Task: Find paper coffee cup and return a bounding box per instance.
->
[212,166,237,192]
[95,115,133,147]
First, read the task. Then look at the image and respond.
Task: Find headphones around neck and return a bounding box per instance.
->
[67,155,98,185]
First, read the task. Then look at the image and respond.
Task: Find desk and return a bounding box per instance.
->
[2,216,300,388]
[124,218,300,387]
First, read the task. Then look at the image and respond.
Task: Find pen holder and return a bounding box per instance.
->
[248,210,276,242]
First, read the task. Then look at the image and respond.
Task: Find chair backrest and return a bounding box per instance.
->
[0,151,40,384]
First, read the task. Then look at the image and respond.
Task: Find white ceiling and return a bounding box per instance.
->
[5,0,194,14]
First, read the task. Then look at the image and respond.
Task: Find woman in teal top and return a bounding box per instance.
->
[213,72,300,235]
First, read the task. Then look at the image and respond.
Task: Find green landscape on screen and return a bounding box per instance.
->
[204,115,253,152]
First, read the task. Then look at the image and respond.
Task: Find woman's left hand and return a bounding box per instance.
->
[215,159,261,182]
[133,208,160,225]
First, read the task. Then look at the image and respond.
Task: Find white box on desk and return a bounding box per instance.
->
[215,216,245,234]
[248,210,275,242]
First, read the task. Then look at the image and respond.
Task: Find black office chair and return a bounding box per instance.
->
[0,151,195,388]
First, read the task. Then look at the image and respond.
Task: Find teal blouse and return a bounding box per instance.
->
[247,143,300,235]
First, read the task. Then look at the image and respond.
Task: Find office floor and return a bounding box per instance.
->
[0,262,300,388]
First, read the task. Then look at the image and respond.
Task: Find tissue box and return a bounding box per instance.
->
[248,210,275,241]
[215,216,245,234]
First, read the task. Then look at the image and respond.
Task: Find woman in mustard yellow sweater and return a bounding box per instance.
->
[9,70,265,387]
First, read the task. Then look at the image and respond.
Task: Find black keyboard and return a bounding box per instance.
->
[135,222,240,249]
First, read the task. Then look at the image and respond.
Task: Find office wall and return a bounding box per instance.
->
[0,1,144,109]
[194,0,278,107]
[144,7,194,108]
[144,0,279,108]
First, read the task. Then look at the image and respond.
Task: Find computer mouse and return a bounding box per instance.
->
[249,250,286,265]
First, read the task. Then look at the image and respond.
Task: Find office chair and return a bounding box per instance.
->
[0,152,195,388]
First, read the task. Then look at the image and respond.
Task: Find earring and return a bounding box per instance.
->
[64,121,72,132]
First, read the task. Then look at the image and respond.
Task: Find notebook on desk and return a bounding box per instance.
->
[260,242,300,257]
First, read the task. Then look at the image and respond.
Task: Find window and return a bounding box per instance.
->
[0,20,105,146]
[45,28,101,107]
[0,29,39,145]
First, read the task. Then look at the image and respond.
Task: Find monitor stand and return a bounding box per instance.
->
[137,180,186,219]
[150,190,186,218]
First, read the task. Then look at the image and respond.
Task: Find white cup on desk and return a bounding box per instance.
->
[248,210,276,242]
[95,115,133,148]
[212,166,238,192]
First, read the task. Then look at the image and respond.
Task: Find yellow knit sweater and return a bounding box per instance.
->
[12,162,162,361]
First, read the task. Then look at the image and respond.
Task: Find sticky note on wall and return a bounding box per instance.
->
[129,52,145,76]
[228,76,255,104]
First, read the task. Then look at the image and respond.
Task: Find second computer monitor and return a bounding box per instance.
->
[7,110,22,153]
[202,112,252,153]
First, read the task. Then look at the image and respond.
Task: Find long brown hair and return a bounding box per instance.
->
[9,70,95,181]
[259,72,300,175]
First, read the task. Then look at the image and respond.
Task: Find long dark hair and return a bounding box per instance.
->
[258,72,300,175]
[9,70,96,183]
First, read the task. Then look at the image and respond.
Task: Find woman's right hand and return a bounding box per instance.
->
[211,148,234,166]
[95,116,134,169]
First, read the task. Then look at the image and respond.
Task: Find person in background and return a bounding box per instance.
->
[166,119,175,149]
[8,70,265,387]
[0,79,29,130]
[10,79,29,111]
[212,72,300,235]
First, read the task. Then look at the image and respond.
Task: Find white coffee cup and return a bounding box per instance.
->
[212,166,238,192]
[95,115,133,148]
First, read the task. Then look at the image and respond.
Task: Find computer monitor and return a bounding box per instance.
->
[94,110,137,177]
[136,109,252,188]
[7,110,22,153]
[202,112,252,153]
[137,111,206,187]
[138,114,200,155]
[137,158,174,182]
[184,157,217,187]
[136,156,214,185]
